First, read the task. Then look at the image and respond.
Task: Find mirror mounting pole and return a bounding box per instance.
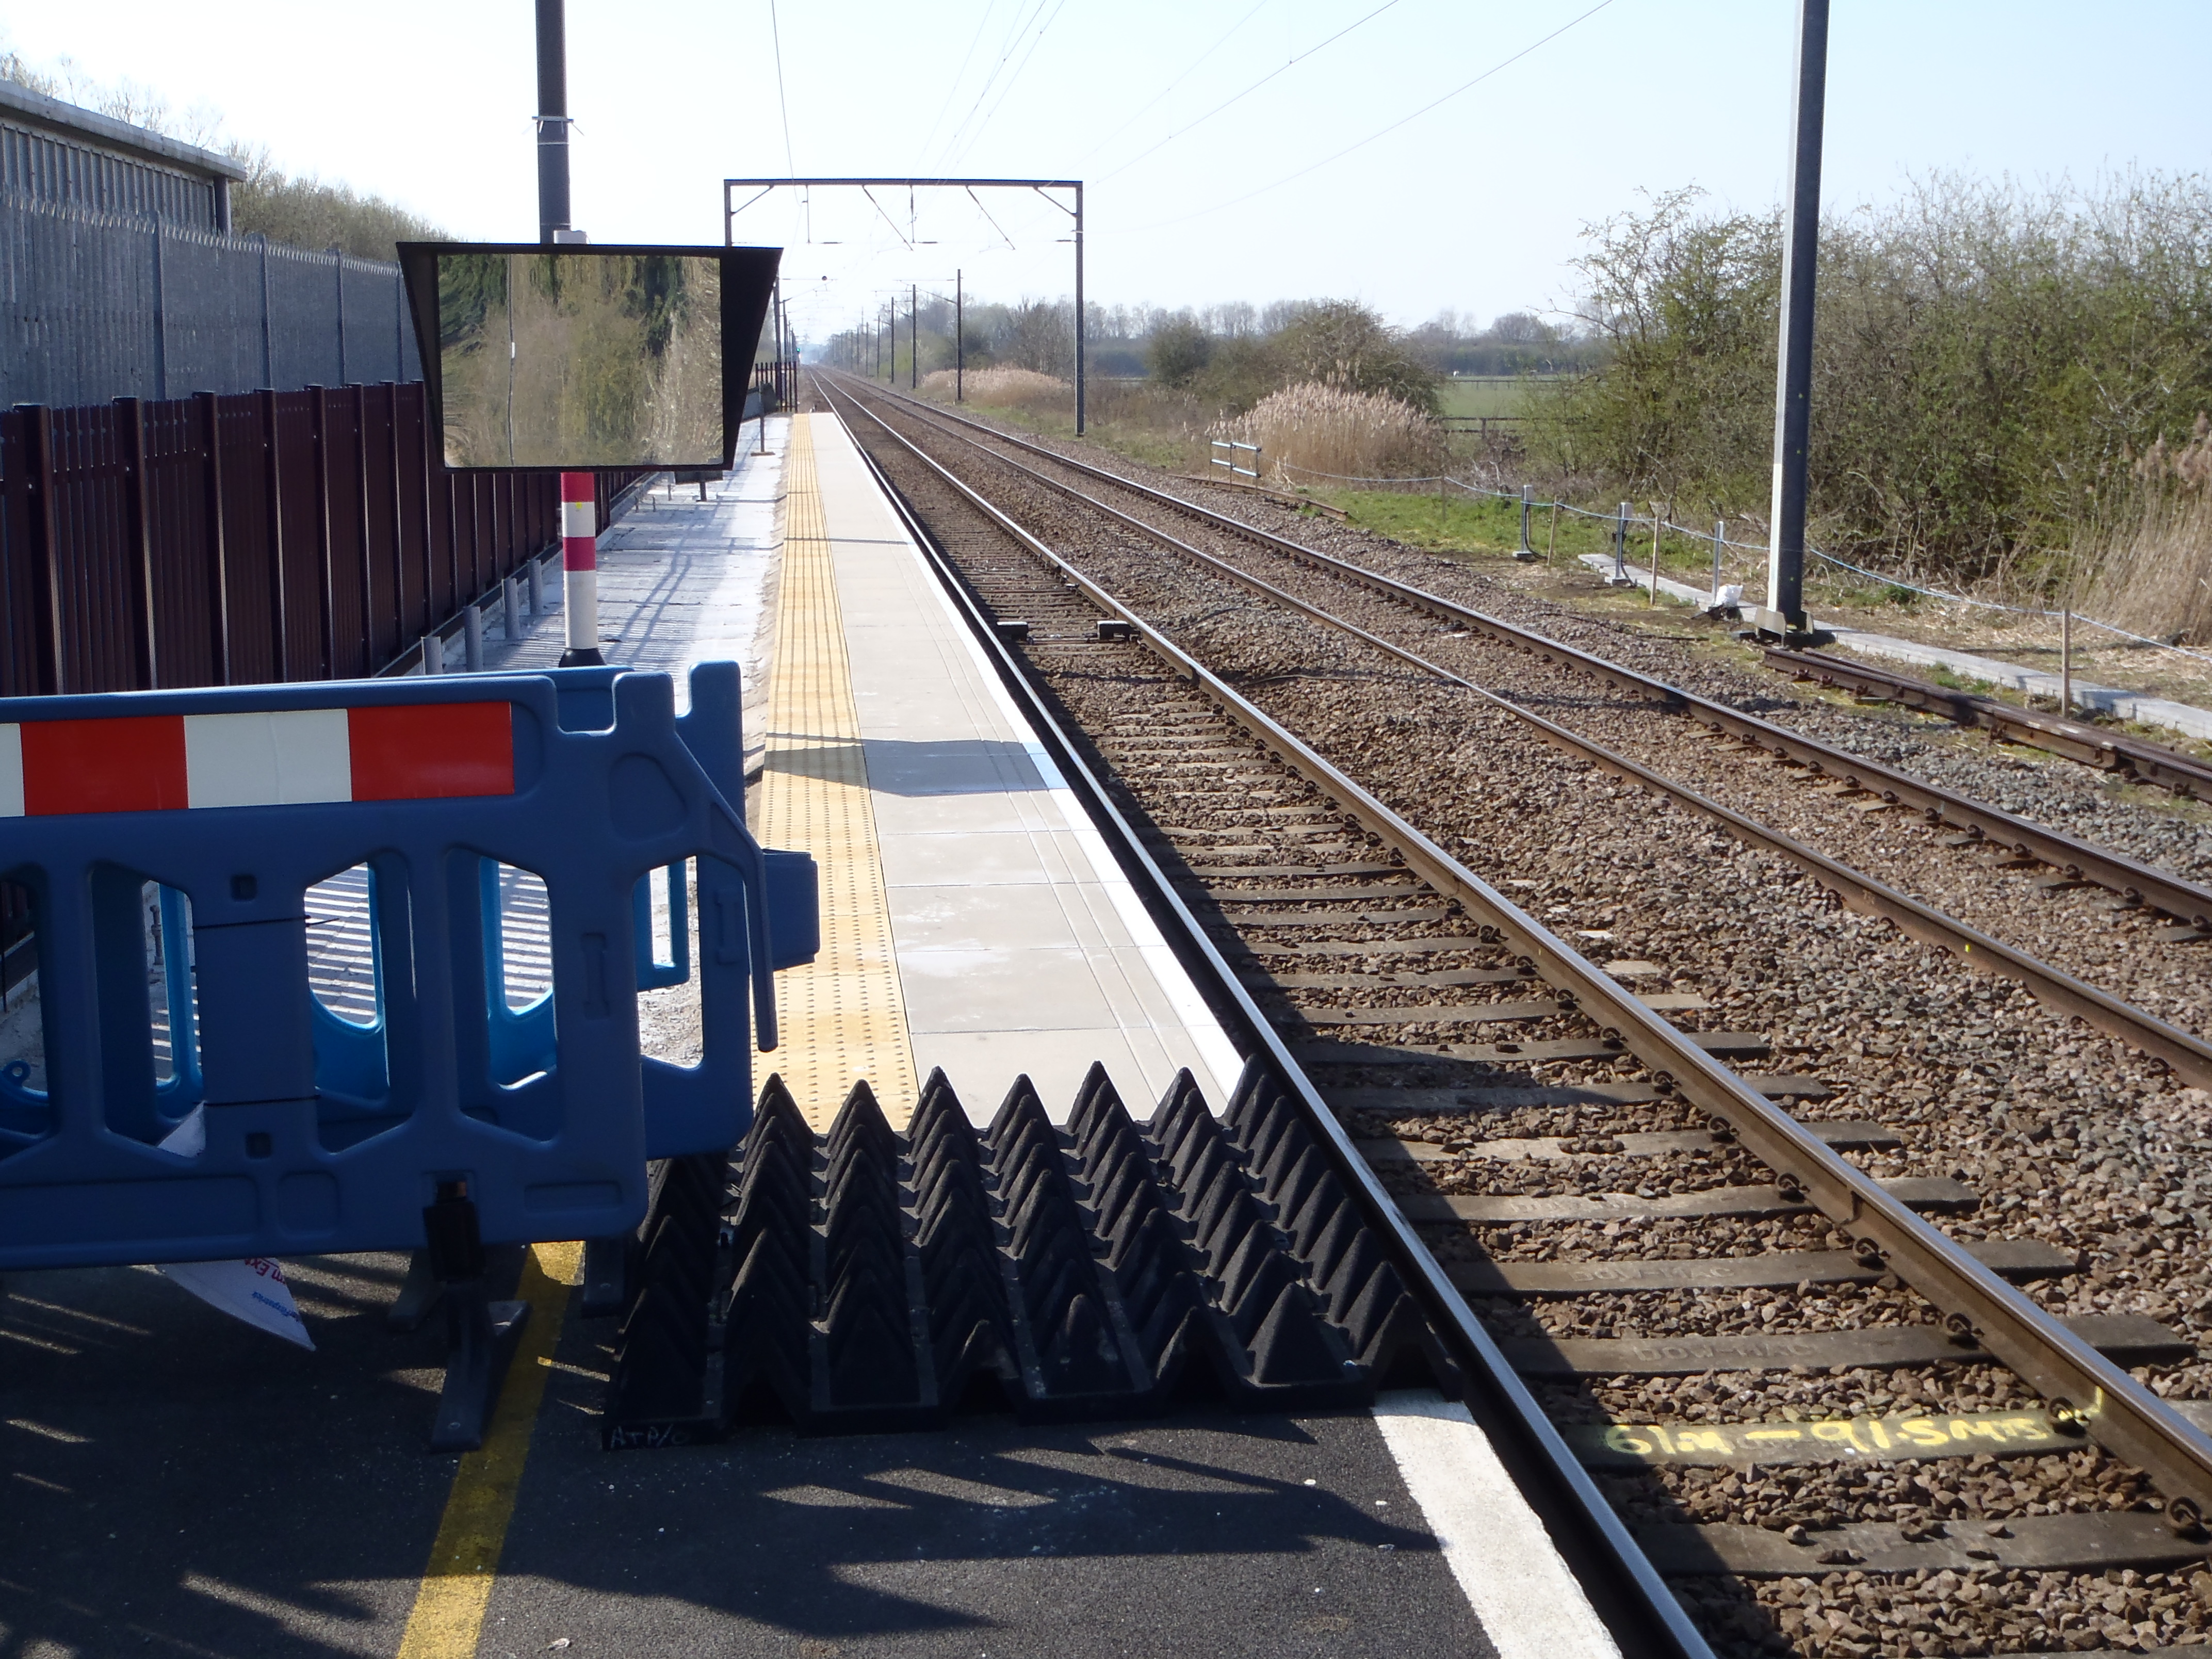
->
[535,0,571,245]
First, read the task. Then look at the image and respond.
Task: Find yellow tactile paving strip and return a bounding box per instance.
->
[753,415,919,1127]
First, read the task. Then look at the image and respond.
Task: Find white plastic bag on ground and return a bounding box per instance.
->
[1710,583,1744,610]
[153,1109,315,1348]
[158,1259,315,1348]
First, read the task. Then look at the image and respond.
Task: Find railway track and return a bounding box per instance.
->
[817,373,2212,1658]
[1762,646,2212,803]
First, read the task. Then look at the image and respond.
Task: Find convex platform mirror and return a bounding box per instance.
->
[398,242,779,471]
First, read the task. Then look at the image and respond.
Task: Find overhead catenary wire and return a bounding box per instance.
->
[933,0,1060,167]
[766,0,796,176]
[945,0,1075,168]
[1125,0,1618,230]
[1078,0,1275,165]
[1096,0,1403,184]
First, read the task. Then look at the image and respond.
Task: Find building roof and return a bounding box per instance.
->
[0,77,247,183]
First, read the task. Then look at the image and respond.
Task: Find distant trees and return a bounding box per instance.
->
[1145,316,1212,387]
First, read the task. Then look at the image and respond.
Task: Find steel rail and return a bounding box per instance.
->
[824,373,2212,1540]
[831,372,2212,935]
[1764,645,2212,802]
[830,376,2212,1092]
[816,379,1716,1659]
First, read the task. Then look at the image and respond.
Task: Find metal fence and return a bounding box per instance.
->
[0,189,419,409]
[0,380,647,698]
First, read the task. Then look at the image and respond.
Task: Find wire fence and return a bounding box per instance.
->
[1268,459,2212,669]
[0,188,419,408]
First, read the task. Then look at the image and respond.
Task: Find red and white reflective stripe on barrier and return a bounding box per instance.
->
[562,470,598,656]
[0,702,513,817]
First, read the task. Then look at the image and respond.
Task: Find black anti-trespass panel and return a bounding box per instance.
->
[602,1059,1459,1447]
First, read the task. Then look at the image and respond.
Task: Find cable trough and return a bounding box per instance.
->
[821,372,2212,1646]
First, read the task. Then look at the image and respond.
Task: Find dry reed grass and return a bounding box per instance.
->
[1213,382,1445,482]
[2084,415,2212,645]
[918,366,1069,410]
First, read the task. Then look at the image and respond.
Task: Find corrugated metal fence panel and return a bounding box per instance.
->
[359,383,401,666]
[319,386,368,679]
[271,388,328,680]
[392,382,430,642]
[47,403,137,694]
[0,191,415,406]
[141,396,219,689]
[213,392,279,686]
[0,416,40,697]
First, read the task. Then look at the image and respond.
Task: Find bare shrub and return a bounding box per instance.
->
[919,366,1068,410]
[1215,382,1446,482]
[2084,415,2212,645]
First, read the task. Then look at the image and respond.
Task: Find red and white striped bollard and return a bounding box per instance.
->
[559,470,604,666]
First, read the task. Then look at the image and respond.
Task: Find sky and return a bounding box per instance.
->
[5,1,2208,348]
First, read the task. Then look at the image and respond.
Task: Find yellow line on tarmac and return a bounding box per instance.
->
[394,1240,581,1659]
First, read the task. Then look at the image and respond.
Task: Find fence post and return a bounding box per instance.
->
[19,405,67,695]
[1609,501,1633,587]
[334,253,348,387]
[114,397,159,688]
[388,382,410,645]
[1649,501,1664,606]
[352,383,376,669]
[1711,519,1725,604]
[309,385,337,678]
[151,222,169,401]
[196,391,232,685]
[258,235,274,390]
[1515,482,1537,562]
[260,389,288,679]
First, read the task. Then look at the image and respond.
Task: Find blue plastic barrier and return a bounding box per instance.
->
[0,661,817,1270]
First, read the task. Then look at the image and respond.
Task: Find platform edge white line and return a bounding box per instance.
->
[1372,1388,1624,1659]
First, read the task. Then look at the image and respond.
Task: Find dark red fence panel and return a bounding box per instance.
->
[213,392,279,686]
[0,385,648,698]
[140,396,221,689]
[271,390,327,680]
[48,404,147,695]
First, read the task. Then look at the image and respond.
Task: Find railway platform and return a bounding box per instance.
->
[0,411,1622,1657]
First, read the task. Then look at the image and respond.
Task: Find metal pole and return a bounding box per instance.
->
[1649,503,1663,605]
[1763,0,1830,639]
[1515,482,1536,561]
[910,283,917,389]
[956,269,963,403]
[1611,501,1631,585]
[1712,518,1726,603]
[1547,499,1558,565]
[1074,182,1086,435]
[151,223,168,401]
[2061,607,2073,717]
[535,0,572,243]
